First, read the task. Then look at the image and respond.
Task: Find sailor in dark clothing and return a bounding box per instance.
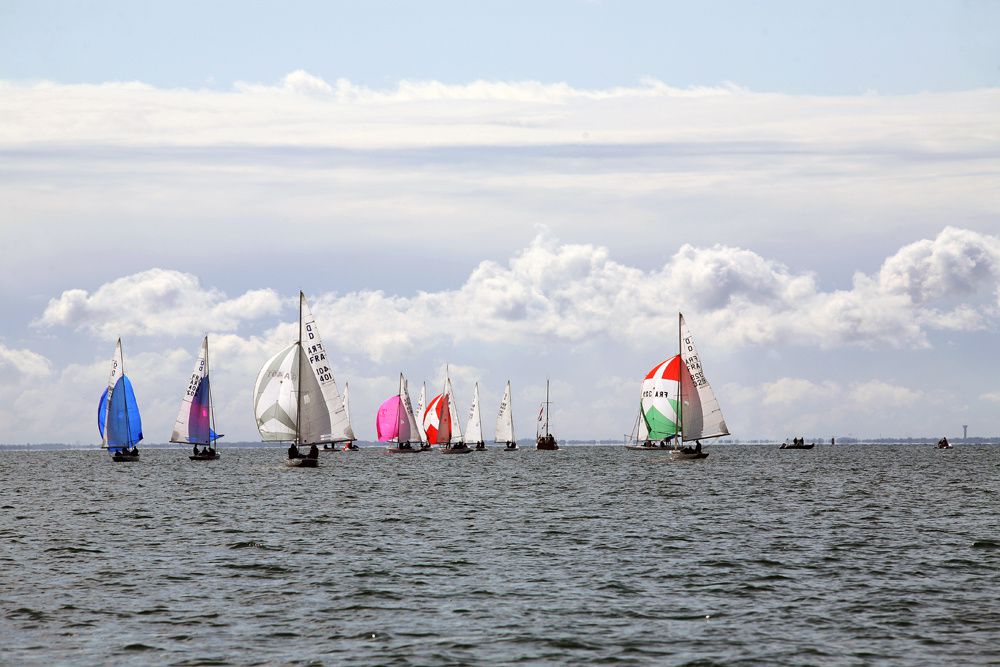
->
[192,444,199,456]
[308,444,319,459]
[288,443,299,459]
[695,441,702,453]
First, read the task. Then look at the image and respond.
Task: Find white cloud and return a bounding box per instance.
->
[36,269,282,337]
[0,342,52,376]
[981,391,1000,404]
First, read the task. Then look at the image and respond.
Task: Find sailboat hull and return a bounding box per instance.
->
[386,447,422,454]
[189,453,220,461]
[536,435,558,450]
[285,457,318,467]
[670,450,708,460]
[110,453,140,462]
[625,444,674,451]
[780,444,814,449]
[441,445,472,454]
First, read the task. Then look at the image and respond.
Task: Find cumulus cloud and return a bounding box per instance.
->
[303,227,1000,361]
[36,269,282,337]
[0,342,52,376]
[37,228,1000,360]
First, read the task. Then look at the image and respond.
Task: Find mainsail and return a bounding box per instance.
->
[252,292,354,444]
[170,336,220,446]
[465,382,484,445]
[401,376,420,443]
[98,338,143,449]
[495,380,514,443]
[446,377,464,444]
[679,314,729,441]
[343,381,353,440]
[415,382,428,444]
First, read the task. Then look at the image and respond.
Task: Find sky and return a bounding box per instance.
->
[1,1,999,444]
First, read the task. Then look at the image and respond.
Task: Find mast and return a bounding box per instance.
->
[677,312,682,442]
[545,379,550,437]
[295,291,303,446]
[206,335,216,448]
[120,338,131,448]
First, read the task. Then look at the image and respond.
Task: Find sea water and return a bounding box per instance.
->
[2,445,999,665]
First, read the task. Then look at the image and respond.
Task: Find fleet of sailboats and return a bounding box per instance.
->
[627,313,729,459]
[94,305,735,463]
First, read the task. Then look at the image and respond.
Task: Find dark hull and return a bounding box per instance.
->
[536,435,558,450]
[441,446,473,455]
[111,453,139,462]
[286,458,319,467]
[780,444,815,449]
[671,451,709,460]
[189,453,220,461]
[386,447,422,454]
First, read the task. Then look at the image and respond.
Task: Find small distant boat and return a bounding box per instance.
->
[937,437,953,449]
[625,313,728,460]
[466,382,486,450]
[98,338,143,462]
[170,336,223,461]
[415,381,429,449]
[379,373,423,454]
[780,438,814,450]
[495,380,518,450]
[536,379,558,450]
[253,292,354,467]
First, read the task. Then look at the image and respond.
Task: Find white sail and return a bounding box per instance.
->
[465,382,483,444]
[253,343,299,441]
[415,382,428,443]
[170,336,213,445]
[401,376,420,444]
[343,381,352,435]
[298,293,354,443]
[446,376,464,443]
[494,380,514,443]
[101,338,125,449]
[679,314,729,441]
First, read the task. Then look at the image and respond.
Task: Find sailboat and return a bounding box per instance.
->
[466,382,486,450]
[328,382,359,451]
[495,380,517,450]
[442,374,471,454]
[253,292,354,467]
[415,382,429,449]
[536,379,558,450]
[379,373,423,454]
[626,313,729,459]
[170,336,223,460]
[98,338,143,462]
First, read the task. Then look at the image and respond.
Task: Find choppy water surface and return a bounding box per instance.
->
[2,445,1000,665]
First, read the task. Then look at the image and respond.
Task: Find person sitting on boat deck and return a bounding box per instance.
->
[288,443,299,459]
[192,444,199,456]
[695,441,702,454]
[308,444,319,459]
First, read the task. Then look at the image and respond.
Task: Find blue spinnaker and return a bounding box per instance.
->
[100,375,143,447]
